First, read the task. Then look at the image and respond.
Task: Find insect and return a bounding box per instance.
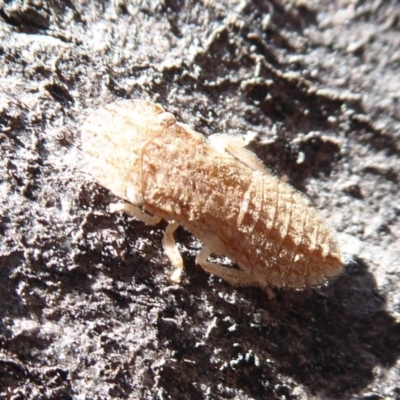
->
[82,99,343,291]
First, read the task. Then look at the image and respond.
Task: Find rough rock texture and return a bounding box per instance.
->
[0,1,399,399]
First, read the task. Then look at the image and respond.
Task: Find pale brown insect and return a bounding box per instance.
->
[82,100,343,291]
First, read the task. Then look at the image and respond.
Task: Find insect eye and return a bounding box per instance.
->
[156,112,176,127]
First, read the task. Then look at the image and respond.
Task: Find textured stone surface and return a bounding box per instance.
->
[1,1,399,399]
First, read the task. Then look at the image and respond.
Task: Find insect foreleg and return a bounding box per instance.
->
[162,222,184,283]
[110,203,161,225]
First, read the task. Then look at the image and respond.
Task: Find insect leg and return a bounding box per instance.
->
[109,203,161,225]
[196,246,267,288]
[162,222,184,283]
[208,134,272,175]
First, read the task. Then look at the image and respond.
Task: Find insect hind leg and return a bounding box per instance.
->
[196,246,274,297]
[208,134,272,175]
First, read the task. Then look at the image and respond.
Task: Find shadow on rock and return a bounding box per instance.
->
[268,257,400,397]
[155,257,400,399]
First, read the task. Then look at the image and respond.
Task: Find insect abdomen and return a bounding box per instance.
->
[232,175,343,288]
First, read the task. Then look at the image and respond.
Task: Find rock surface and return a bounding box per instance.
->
[0,1,399,399]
